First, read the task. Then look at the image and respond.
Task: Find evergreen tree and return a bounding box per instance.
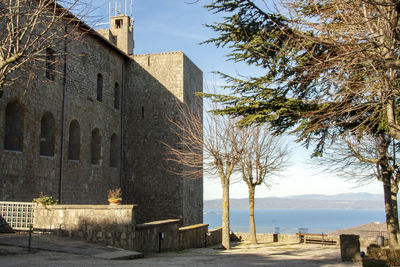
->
[204,0,400,246]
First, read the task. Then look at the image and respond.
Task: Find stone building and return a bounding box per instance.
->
[0,10,203,226]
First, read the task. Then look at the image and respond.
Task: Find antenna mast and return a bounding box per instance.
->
[130,0,133,18]
[108,1,111,19]
[109,0,132,18]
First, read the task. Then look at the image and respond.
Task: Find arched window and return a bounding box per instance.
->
[97,73,103,102]
[91,128,101,165]
[114,82,120,110]
[68,120,80,160]
[4,101,24,151]
[40,112,55,156]
[110,134,119,167]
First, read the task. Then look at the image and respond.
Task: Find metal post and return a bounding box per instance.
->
[28,224,32,252]
[158,232,162,253]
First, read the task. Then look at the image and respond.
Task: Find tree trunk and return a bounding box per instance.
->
[387,90,400,143]
[221,180,231,250]
[391,183,400,243]
[383,177,399,247]
[248,185,258,244]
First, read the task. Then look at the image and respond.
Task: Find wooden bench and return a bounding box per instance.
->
[297,233,337,245]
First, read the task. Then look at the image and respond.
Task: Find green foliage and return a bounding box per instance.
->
[203,0,400,154]
[33,192,58,205]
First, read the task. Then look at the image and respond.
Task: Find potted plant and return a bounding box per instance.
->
[107,188,122,205]
[33,192,58,206]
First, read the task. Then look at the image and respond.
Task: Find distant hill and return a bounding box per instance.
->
[285,193,382,201]
[204,193,384,210]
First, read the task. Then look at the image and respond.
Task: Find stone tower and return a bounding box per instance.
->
[96,15,203,225]
[97,15,134,55]
[123,52,203,226]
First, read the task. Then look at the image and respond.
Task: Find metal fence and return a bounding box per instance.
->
[347,229,388,239]
[0,201,36,230]
[230,225,334,234]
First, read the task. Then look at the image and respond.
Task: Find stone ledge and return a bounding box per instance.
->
[179,224,208,231]
[209,227,222,232]
[34,205,137,210]
[94,250,144,260]
[136,219,181,230]
[134,51,182,57]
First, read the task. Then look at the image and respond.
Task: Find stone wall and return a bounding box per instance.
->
[231,232,301,243]
[179,224,208,250]
[0,22,125,204]
[133,219,180,252]
[207,227,222,246]
[0,7,204,227]
[60,29,125,204]
[181,54,203,226]
[123,52,203,226]
[33,205,136,249]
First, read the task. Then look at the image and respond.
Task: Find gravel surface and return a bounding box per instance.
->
[0,242,362,267]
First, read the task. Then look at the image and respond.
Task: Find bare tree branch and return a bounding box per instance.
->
[0,0,93,94]
[163,98,249,250]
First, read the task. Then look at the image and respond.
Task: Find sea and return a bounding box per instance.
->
[204,209,386,234]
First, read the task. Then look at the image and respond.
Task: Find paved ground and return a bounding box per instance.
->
[0,233,363,267]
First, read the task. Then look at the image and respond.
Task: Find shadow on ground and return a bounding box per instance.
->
[0,234,360,267]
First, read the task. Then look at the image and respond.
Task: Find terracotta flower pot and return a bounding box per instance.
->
[108,198,121,205]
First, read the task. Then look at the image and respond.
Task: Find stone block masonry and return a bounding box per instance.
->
[33,205,137,250]
[0,26,124,204]
[207,227,222,246]
[0,6,203,227]
[123,52,203,226]
[33,206,212,253]
[179,224,209,250]
[134,219,181,252]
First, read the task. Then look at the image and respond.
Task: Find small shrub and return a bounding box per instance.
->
[362,258,388,267]
[365,244,400,266]
[33,192,58,205]
[382,248,400,266]
[367,244,382,259]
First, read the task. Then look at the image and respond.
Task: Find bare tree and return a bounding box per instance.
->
[315,134,400,246]
[164,101,249,250]
[240,125,290,244]
[0,0,91,94]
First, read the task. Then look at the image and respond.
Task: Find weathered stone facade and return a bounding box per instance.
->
[0,11,203,226]
[33,205,137,249]
[123,52,203,225]
[33,207,210,252]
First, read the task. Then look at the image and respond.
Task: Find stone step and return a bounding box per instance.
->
[94,250,144,260]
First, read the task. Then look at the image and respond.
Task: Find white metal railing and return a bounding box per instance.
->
[0,201,37,230]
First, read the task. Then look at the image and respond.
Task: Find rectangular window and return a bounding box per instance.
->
[45,48,55,81]
[115,19,123,29]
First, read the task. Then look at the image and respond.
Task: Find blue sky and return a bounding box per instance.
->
[90,0,383,199]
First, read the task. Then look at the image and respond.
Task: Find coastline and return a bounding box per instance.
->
[204,209,385,234]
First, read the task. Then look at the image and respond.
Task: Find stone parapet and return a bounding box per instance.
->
[231,232,302,243]
[134,219,180,252]
[179,223,208,250]
[207,227,222,246]
[33,205,137,250]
